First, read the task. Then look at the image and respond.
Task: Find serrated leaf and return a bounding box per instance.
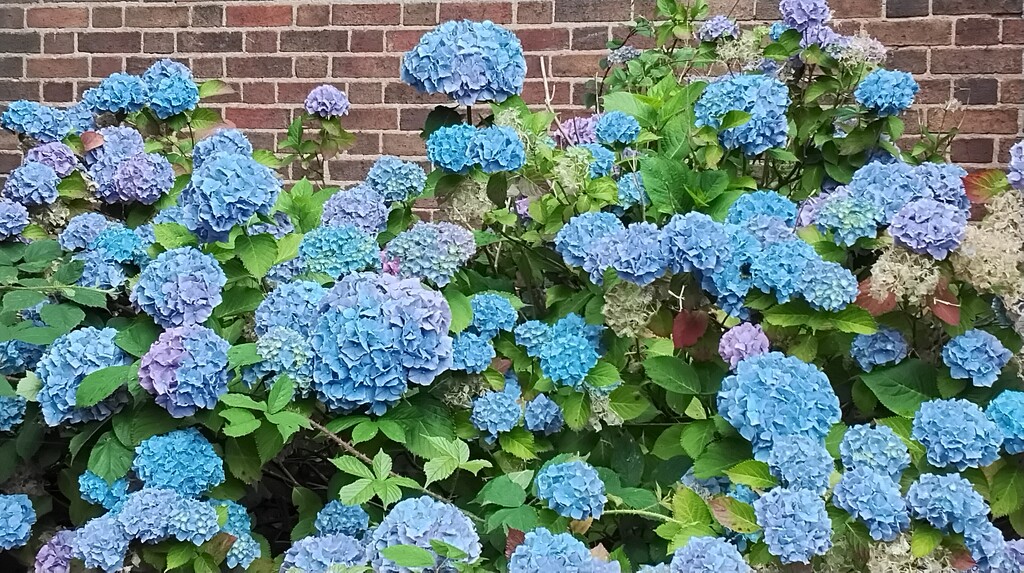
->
[372,450,393,479]
[860,359,939,418]
[442,288,472,334]
[644,355,701,394]
[693,438,752,479]
[153,222,198,249]
[672,486,712,527]
[990,465,1024,517]
[219,393,266,411]
[709,496,760,533]
[680,419,716,459]
[725,460,776,489]
[498,427,537,460]
[38,303,85,333]
[608,385,652,420]
[234,234,278,279]
[475,475,527,508]
[88,433,133,482]
[332,456,375,479]
[351,420,379,444]
[911,522,943,557]
[585,360,620,388]
[266,376,294,414]
[338,478,376,506]
[220,408,262,437]
[558,391,589,431]
[75,363,138,408]
[227,343,262,369]
[380,545,438,568]
[424,457,460,485]
[114,317,160,357]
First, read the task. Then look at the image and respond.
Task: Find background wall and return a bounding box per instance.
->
[0,0,1022,183]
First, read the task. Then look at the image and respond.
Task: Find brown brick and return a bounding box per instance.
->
[296,56,328,78]
[931,47,1022,74]
[125,6,189,28]
[0,81,39,101]
[916,79,951,104]
[125,57,159,75]
[399,107,431,131]
[0,7,22,29]
[951,138,994,163]
[26,57,87,78]
[178,31,243,53]
[385,81,449,105]
[518,1,554,24]
[954,78,998,105]
[91,7,123,28]
[27,7,88,29]
[555,0,629,22]
[997,137,1019,163]
[754,0,781,19]
[885,47,929,75]
[226,5,292,27]
[350,30,383,52]
[227,56,292,78]
[280,30,347,52]
[224,106,289,129]
[956,18,1000,45]
[242,82,275,104]
[0,32,40,54]
[43,33,73,55]
[517,28,570,51]
[90,57,122,78]
[0,58,22,78]
[190,57,224,79]
[346,82,383,104]
[1001,79,1024,104]
[440,2,513,23]
[929,108,1020,134]
[571,26,609,51]
[144,32,175,54]
[386,30,423,52]
[1002,18,1024,43]
[327,158,377,181]
[831,0,882,17]
[245,31,278,53]
[296,5,330,27]
[865,20,950,46]
[278,81,325,103]
[332,55,401,79]
[332,3,401,26]
[191,6,223,28]
[886,0,929,17]
[521,79,571,105]
[551,53,602,76]
[705,0,753,18]
[42,82,73,103]
[346,131,379,156]
[78,32,140,54]
[933,0,1021,15]
[403,3,437,26]
[344,108,399,130]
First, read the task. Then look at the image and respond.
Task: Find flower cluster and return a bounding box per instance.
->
[521,314,603,389]
[0,494,35,550]
[0,395,26,431]
[753,487,832,563]
[315,500,370,537]
[470,379,522,441]
[103,152,175,204]
[766,434,833,495]
[26,141,77,177]
[193,128,253,169]
[79,470,128,511]
[83,72,150,114]
[139,325,230,418]
[133,428,225,497]
[670,536,750,573]
[386,221,476,286]
[906,472,988,534]
[283,533,367,572]
[1,101,84,143]
[986,390,1024,454]
[832,467,909,541]
[366,155,427,203]
[3,161,59,206]
[911,398,1003,470]
[142,59,200,119]
[850,327,908,371]
[452,331,496,373]
[695,73,791,155]
[855,69,919,116]
[509,528,618,573]
[839,424,910,479]
[889,198,966,260]
[0,199,28,240]
[595,111,641,145]
[368,496,481,571]
[719,323,770,369]
[427,123,527,174]
[36,327,131,426]
[300,223,379,278]
[131,247,226,328]
[304,84,350,118]
[941,329,1012,387]
[321,184,389,234]
[179,152,282,242]
[535,460,606,520]
[524,393,564,435]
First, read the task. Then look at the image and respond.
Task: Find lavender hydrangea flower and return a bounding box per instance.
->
[535,460,606,520]
[987,390,1024,454]
[180,152,281,242]
[719,323,770,369]
[0,199,28,240]
[832,467,910,541]
[911,398,1003,470]
[695,74,791,156]
[82,72,150,114]
[471,125,526,173]
[59,213,114,251]
[192,128,253,169]
[3,161,59,206]
[889,198,966,260]
[698,15,741,41]
[1009,141,1024,190]
[368,496,481,572]
[596,111,641,145]
[855,69,919,117]
[304,85,350,118]
[753,487,832,564]
[554,115,600,146]
[283,533,368,573]
[779,0,832,32]
[386,222,476,287]
[401,20,526,105]
[524,394,564,435]
[850,327,908,372]
[846,160,921,223]
[131,247,226,328]
[300,224,378,278]
[914,162,969,213]
[321,184,389,234]
[365,155,427,203]
[72,514,130,573]
[427,123,477,174]
[133,428,225,496]
[26,142,77,178]
[34,529,75,573]
[669,536,750,573]
[941,329,1012,387]
[139,325,230,418]
[36,327,130,426]
[102,153,174,205]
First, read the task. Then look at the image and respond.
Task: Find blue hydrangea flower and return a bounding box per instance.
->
[3,160,59,206]
[727,191,798,227]
[767,435,833,495]
[300,224,378,278]
[769,22,792,40]
[832,467,910,542]
[525,394,564,435]
[131,247,226,328]
[315,500,370,537]
[719,323,770,370]
[252,326,315,393]
[147,68,199,119]
[266,256,306,287]
[247,211,293,239]
[368,496,481,572]
[72,514,130,573]
[227,533,261,569]
[452,332,496,374]
[963,520,1013,573]
[855,69,919,117]
[209,499,253,537]
[509,528,613,573]
[165,497,220,545]
[914,162,969,213]
[0,494,35,550]
[26,141,77,178]
[1010,141,1024,190]
[697,15,741,41]
[0,199,28,240]
[89,225,146,264]
[427,123,477,174]
[555,212,625,268]
[321,183,389,235]
[839,424,910,480]
[78,470,128,511]
[695,74,791,155]
[987,390,1024,454]
[66,102,95,134]
[401,20,526,105]
[2,101,72,142]
[779,0,831,32]
[578,143,615,178]
[470,293,517,338]
[718,352,840,459]
[365,155,427,204]
[192,128,253,169]
[911,398,1003,470]
[846,161,921,223]
[59,213,114,251]
[661,212,733,275]
[386,222,476,287]
[680,467,730,499]
[596,111,641,145]
[304,85,350,118]
[133,428,225,497]
[471,125,526,173]
[36,327,130,426]
[890,198,967,260]
[139,325,230,418]
[284,533,367,572]
[142,58,192,89]
[850,327,908,372]
[256,280,326,337]
[941,329,1012,387]
[599,222,669,286]
[534,314,602,389]
[33,529,75,573]
[180,152,281,242]
[312,273,453,414]
[617,171,648,208]
[814,189,883,246]
[753,487,832,564]
[535,460,606,520]
[515,320,550,354]
[749,239,817,303]
[906,473,989,534]
[118,489,218,545]
[800,259,858,312]
[741,214,794,244]
[471,383,521,442]
[669,536,749,573]
[0,395,26,431]
[75,249,128,289]
[83,72,150,114]
[101,152,174,205]
[0,337,42,376]
[85,126,144,175]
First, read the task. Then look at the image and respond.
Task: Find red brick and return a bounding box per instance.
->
[190,57,224,79]
[90,57,123,78]
[521,79,571,105]
[831,0,882,17]
[517,1,554,24]
[951,138,994,163]
[26,58,87,78]
[0,33,40,54]
[295,56,328,78]
[1002,18,1024,43]
[385,81,449,105]
[42,82,73,103]
[931,47,1022,74]
[348,132,381,155]
[278,82,326,103]
[705,0,753,18]
[886,0,929,17]
[0,58,22,78]
[386,30,423,52]
[178,31,243,53]
[344,108,398,130]
[439,2,513,23]
[91,7,123,28]
[332,55,401,79]
[551,53,601,77]
[0,81,39,101]
[191,6,223,28]
[346,82,383,104]
[754,0,781,19]
[245,31,278,53]
[954,78,998,105]
[933,0,1021,15]
[403,3,437,26]
[327,158,377,181]
[350,30,383,52]
[125,6,189,28]
[916,79,951,104]
[571,26,609,51]
[144,32,175,54]
[517,28,570,51]
[886,48,928,74]
[0,7,23,29]
[224,106,289,129]
[227,56,292,78]
[226,5,292,27]
[43,33,73,55]
[242,82,275,104]
[27,7,88,29]
[997,137,1019,163]
[555,0,629,22]
[332,4,401,26]
[928,108,1020,134]
[280,30,347,52]
[865,20,951,46]
[296,5,330,27]
[1001,79,1024,104]
[956,18,1000,45]
[78,32,140,54]
[126,57,161,75]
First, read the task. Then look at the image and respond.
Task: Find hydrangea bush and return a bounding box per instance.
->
[0,2,1022,572]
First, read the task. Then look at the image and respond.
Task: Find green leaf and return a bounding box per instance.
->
[709,496,760,534]
[608,385,652,420]
[498,427,537,460]
[338,478,376,506]
[827,305,878,335]
[442,288,472,334]
[680,419,717,459]
[198,79,234,99]
[693,438,753,479]
[602,91,656,125]
[380,545,439,568]
[725,460,777,489]
[221,408,262,437]
[233,234,278,279]
[371,450,393,480]
[165,544,196,570]
[719,110,752,130]
[424,456,460,485]
[860,359,939,418]
[2,290,45,313]
[266,376,294,414]
[644,355,701,395]
[672,486,713,528]
[114,317,160,357]
[215,286,265,318]
[332,456,374,480]
[474,475,527,508]
[910,522,943,558]
[219,393,266,411]
[63,287,108,308]
[227,343,262,369]
[990,464,1024,517]
[76,363,139,408]
[153,223,198,249]
[38,303,85,333]
[652,424,686,460]
[88,433,133,482]
[57,171,89,199]
[585,360,621,388]
[485,505,539,533]
[385,399,457,459]
[23,240,61,264]
[558,391,589,431]
[265,410,309,440]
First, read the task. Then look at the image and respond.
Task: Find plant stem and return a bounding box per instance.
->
[602,509,678,523]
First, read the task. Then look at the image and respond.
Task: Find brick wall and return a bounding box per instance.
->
[0,0,1022,182]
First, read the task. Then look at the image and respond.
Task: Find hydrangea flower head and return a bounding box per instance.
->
[963,520,1013,573]
[386,222,476,286]
[368,496,481,572]
[471,125,526,173]
[555,211,625,268]
[832,467,910,541]
[401,20,526,105]
[75,249,127,289]
[596,111,641,145]
[661,212,733,275]
[0,395,26,431]
[767,435,833,495]
[695,74,791,155]
[283,533,368,573]
[0,493,34,550]
[599,222,669,286]
[554,114,600,146]
[669,536,750,573]
[366,155,427,203]
[535,460,606,520]
[719,323,770,369]
[3,161,59,206]
[142,59,192,88]
[846,160,921,223]
[617,171,648,208]
[36,327,130,426]
[116,488,179,542]
[34,529,75,573]
[727,191,798,227]
[525,393,564,435]
[299,224,378,278]
[89,225,146,264]
[987,390,1024,454]
[26,142,77,178]
[839,424,910,479]
[941,329,1012,387]
[911,398,1003,470]
[578,143,615,178]
[0,337,42,377]
[180,152,281,242]
[83,73,150,114]
[59,213,114,251]
[192,128,253,169]
[252,326,315,392]
[608,45,642,64]
[452,332,496,373]
[1009,141,1024,190]
[78,470,128,511]
[718,352,840,459]
[304,85,350,118]
[2,100,69,142]
[815,189,883,246]
[133,428,225,497]
[427,123,476,174]
[515,320,551,354]
[800,259,858,312]
[850,327,908,372]
[471,382,521,441]
[315,500,370,537]
[255,280,326,337]
[698,15,741,41]
[913,162,969,213]
[321,183,389,234]
[102,152,174,205]
[72,514,130,573]
[147,70,199,119]
[66,102,95,134]
[779,0,831,32]
[139,325,230,418]
[906,473,988,533]
[470,293,517,338]
[0,199,28,240]
[131,247,225,328]
[509,528,616,573]
[855,69,919,116]
[750,239,817,303]
[534,314,602,389]
[753,487,832,564]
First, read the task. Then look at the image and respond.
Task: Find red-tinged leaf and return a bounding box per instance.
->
[950,548,976,570]
[855,278,897,316]
[505,529,525,559]
[963,169,1009,204]
[930,280,960,326]
[493,358,511,374]
[81,130,104,152]
[570,517,593,535]
[589,543,610,561]
[673,310,708,348]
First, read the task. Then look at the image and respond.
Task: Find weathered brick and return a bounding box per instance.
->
[517,1,554,24]
[178,31,243,53]
[125,6,189,28]
[831,0,882,18]
[571,26,609,51]
[754,0,782,19]
[865,20,951,46]
[78,32,140,54]
[916,79,952,104]
[332,55,401,79]
[190,57,224,79]
[327,158,378,182]
[43,33,73,55]
[242,82,275,104]
[521,79,571,105]
[0,58,22,78]
[551,53,601,77]
[554,0,629,22]
[91,7,123,28]
[144,32,176,54]
[280,30,347,52]
[349,132,381,155]
[191,6,224,28]
[1001,79,1024,104]
[886,0,929,17]
[0,81,39,101]
[385,30,423,52]
[26,57,88,79]
[224,106,289,128]
[933,0,1021,15]
[91,57,123,78]
[296,5,330,27]
[403,3,437,26]
[226,5,292,27]
[350,30,383,52]
[346,82,383,104]
[951,138,994,163]
[382,132,424,156]
[295,56,329,78]
[931,47,1022,74]
[928,108,1020,134]
[439,2,513,23]
[956,18,1000,45]
[0,7,23,29]
[245,31,278,53]
[42,82,74,103]
[517,28,570,51]
[227,56,292,78]
[1002,18,1024,43]
[954,78,998,105]
[997,137,1019,163]
[332,4,401,26]
[0,33,40,54]
[278,81,325,103]
[27,7,88,29]
[343,108,399,130]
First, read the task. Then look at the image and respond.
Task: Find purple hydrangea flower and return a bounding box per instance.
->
[1009,141,1024,190]
[304,85,350,118]
[321,183,389,234]
[698,15,741,41]
[59,213,118,251]
[553,114,600,146]
[34,530,76,573]
[26,142,77,178]
[131,247,226,328]
[889,197,967,260]
[0,199,28,240]
[779,0,832,32]
[719,322,770,369]
[100,152,175,205]
[3,161,59,206]
[139,325,230,417]
[914,162,969,213]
